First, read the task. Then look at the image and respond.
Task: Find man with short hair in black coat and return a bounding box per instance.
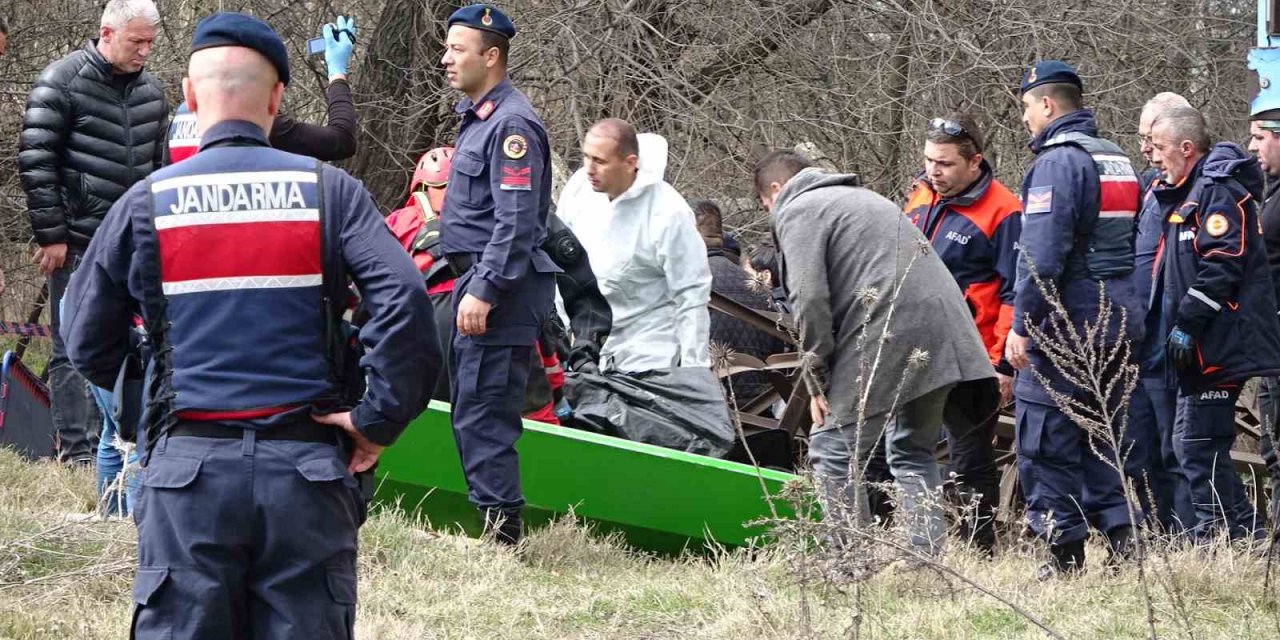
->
[1247,109,1280,524]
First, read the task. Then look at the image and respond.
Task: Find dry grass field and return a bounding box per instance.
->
[0,449,1277,639]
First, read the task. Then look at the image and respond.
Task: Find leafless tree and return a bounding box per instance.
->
[0,0,1255,324]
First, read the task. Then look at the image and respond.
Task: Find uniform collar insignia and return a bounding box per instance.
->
[457,80,513,119]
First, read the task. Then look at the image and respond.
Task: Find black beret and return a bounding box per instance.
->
[447,4,516,40]
[191,12,291,86]
[1020,60,1082,95]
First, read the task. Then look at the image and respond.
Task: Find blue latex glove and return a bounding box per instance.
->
[323,15,356,77]
[1165,326,1198,372]
[554,397,572,420]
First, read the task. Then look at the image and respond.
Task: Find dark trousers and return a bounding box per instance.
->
[131,431,362,639]
[445,265,551,510]
[1174,386,1260,540]
[1254,376,1280,525]
[1126,379,1195,532]
[449,333,534,509]
[942,378,1001,550]
[1016,399,1132,545]
[430,292,455,402]
[433,290,552,417]
[50,251,102,462]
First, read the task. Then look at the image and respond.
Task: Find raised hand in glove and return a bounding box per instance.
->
[1165,327,1198,372]
[322,15,356,78]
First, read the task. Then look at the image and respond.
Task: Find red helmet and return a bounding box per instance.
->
[410,147,454,214]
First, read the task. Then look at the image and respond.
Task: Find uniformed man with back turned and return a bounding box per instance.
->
[61,13,438,637]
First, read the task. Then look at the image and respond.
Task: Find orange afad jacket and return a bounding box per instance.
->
[904,169,1022,374]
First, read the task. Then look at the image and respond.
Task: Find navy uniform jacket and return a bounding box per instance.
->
[1013,109,1144,402]
[1134,171,1165,302]
[1140,166,1162,198]
[61,120,438,446]
[1154,143,1280,392]
[1135,183,1169,376]
[441,78,558,344]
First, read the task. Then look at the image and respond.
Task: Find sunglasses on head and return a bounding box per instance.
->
[928,118,968,138]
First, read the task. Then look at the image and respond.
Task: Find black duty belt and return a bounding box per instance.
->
[446,252,477,278]
[170,420,337,444]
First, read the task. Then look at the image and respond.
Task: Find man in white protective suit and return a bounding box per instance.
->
[557,118,712,374]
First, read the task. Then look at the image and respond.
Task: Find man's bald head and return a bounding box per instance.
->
[586,118,639,159]
[582,118,641,199]
[183,46,284,136]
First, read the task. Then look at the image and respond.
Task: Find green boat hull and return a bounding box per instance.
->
[374,401,799,553]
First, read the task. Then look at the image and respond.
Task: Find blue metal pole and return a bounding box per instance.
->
[1250,0,1280,116]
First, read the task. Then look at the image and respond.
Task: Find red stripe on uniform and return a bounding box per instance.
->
[169,146,198,164]
[159,221,321,283]
[1099,181,1139,215]
[176,405,298,421]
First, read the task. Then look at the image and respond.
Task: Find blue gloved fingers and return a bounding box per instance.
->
[323,18,353,76]
[337,15,357,42]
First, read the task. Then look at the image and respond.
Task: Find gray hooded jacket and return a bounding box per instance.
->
[772,169,994,429]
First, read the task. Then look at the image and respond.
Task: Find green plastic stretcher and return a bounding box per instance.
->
[373,401,800,553]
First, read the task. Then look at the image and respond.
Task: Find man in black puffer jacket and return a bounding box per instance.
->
[18,0,168,464]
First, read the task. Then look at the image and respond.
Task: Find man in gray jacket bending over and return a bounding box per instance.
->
[755,151,994,555]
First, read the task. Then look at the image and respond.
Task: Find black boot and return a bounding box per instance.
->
[481,507,523,546]
[1036,539,1085,581]
[1104,525,1136,571]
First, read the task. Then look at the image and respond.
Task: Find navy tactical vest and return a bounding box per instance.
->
[144,147,332,419]
[1042,131,1140,280]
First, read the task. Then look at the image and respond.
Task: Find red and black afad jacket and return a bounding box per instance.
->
[905,166,1022,374]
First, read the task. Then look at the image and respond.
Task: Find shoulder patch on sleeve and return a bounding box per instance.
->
[1024,186,1053,214]
[1204,212,1229,237]
[503,134,528,160]
[499,165,532,191]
